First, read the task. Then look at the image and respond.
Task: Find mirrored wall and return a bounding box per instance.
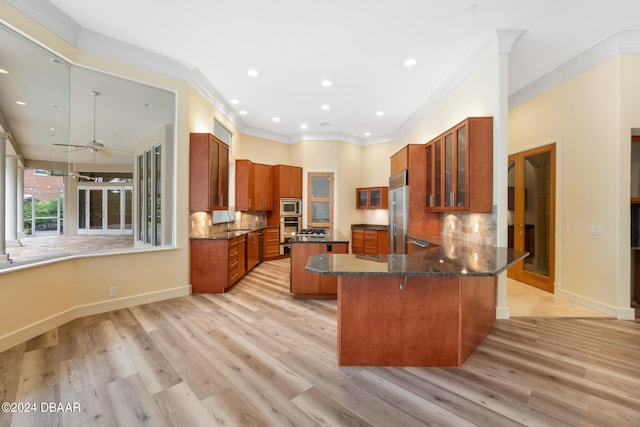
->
[0,22,176,265]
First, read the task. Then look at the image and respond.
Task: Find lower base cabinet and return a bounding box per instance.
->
[190,235,248,293]
[351,228,389,254]
[263,227,280,260]
[290,242,348,299]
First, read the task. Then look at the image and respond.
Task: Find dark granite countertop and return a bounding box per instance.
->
[305,239,529,277]
[291,229,350,244]
[190,227,268,240]
[351,224,389,230]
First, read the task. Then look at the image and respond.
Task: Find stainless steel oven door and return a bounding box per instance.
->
[280,216,300,243]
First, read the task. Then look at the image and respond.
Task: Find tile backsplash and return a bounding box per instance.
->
[190,211,267,237]
[441,207,497,246]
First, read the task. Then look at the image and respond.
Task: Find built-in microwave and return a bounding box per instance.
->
[280,198,301,216]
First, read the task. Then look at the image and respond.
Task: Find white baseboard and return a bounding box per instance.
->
[555,288,636,320]
[0,285,190,353]
[496,306,511,320]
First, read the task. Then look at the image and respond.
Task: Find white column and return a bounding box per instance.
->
[5,156,19,244]
[17,166,24,238]
[0,134,9,262]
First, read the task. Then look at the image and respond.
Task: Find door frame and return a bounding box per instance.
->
[507,143,556,293]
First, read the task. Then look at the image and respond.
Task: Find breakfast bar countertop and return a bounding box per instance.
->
[306,238,528,277]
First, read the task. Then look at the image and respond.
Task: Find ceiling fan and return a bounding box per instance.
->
[53,90,132,158]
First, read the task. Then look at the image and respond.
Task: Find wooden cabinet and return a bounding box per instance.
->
[425,117,493,212]
[255,163,274,210]
[356,187,388,209]
[191,236,245,293]
[351,228,388,254]
[390,144,441,237]
[351,229,364,254]
[189,133,229,211]
[274,165,302,198]
[246,231,260,271]
[235,160,255,211]
[236,160,274,211]
[290,242,348,298]
[263,227,280,260]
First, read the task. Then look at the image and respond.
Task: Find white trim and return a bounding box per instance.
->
[510,30,640,109]
[496,306,510,320]
[0,285,190,353]
[555,287,635,320]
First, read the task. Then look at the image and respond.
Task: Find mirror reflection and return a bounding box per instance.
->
[0,23,176,266]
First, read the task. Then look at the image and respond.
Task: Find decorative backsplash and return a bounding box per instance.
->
[441,207,497,246]
[189,211,267,237]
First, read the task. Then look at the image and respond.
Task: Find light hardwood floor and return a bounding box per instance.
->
[1,259,639,426]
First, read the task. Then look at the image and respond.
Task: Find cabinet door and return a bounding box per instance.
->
[255,163,274,210]
[209,136,220,209]
[425,142,434,208]
[218,141,229,209]
[356,189,368,208]
[290,166,303,198]
[351,229,364,253]
[444,131,455,208]
[455,123,468,208]
[237,236,246,279]
[434,138,442,208]
[247,231,259,270]
[369,189,382,208]
[235,160,255,211]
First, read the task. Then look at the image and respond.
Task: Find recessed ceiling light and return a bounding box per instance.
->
[247,69,259,77]
[300,124,308,129]
[16,101,26,106]
[321,104,330,110]
[144,103,153,108]
[239,110,247,115]
[230,99,240,105]
[321,79,332,87]
[404,58,417,67]
[0,69,8,74]
[320,122,331,127]
[376,111,384,116]
[272,117,280,122]
[364,132,371,136]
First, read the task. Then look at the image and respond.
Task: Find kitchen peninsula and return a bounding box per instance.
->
[306,239,528,367]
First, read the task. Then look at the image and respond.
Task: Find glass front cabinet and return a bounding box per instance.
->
[425,117,493,212]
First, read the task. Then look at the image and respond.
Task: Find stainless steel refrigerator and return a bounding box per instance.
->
[389,170,409,253]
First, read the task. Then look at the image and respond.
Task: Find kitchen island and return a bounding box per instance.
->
[290,229,349,299]
[306,240,528,367]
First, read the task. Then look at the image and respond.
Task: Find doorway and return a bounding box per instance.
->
[507,144,556,292]
[78,186,133,235]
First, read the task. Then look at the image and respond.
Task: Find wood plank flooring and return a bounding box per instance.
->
[1,259,639,426]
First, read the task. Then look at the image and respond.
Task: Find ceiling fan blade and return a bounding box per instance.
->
[97,148,113,158]
[105,148,133,156]
[52,143,85,148]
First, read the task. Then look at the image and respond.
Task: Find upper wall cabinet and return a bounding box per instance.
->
[356,187,388,209]
[190,133,229,211]
[236,159,274,211]
[274,165,303,198]
[425,117,493,212]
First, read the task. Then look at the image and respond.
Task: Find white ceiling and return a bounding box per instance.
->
[3,0,640,161]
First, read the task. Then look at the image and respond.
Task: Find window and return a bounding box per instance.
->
[137,144,163,246]
[307,172,334,230]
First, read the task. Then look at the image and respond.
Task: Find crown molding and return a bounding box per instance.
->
[509,29,640,109]
[6,0,81,46]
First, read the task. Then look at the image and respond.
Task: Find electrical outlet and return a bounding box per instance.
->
[109,287,117,297]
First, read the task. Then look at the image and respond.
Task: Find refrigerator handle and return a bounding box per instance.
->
[392,222,397,236]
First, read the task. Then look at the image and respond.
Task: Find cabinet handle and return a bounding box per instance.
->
[429,194,434,207]
[449,192,454,207]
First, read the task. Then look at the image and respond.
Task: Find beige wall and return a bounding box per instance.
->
[509,55,637,317]
[0,2,192,351]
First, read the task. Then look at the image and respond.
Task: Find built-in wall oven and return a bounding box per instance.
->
[280,216,300,255]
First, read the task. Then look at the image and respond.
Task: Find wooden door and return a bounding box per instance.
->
[507,144,556,292]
